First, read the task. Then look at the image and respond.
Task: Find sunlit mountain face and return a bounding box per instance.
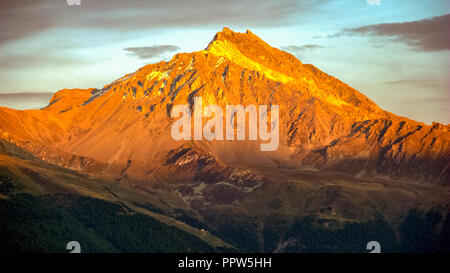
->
[0,27,448,253]
[1,28,448,184]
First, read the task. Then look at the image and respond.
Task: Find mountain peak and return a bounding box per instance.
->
[205,27,300,84]
[220,26,234,35]
[206,27,268,51]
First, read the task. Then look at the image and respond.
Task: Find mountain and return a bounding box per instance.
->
[0,27,449,252]
[0,27,447,186]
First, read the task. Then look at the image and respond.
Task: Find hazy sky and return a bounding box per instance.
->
[0,0,448,124]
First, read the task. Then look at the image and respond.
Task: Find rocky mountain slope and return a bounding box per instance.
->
[0,27,448,187]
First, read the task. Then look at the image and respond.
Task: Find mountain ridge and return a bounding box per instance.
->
[0,27,448,185]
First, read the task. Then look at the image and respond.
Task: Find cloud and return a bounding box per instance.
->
[282,44,324,53]
[0,92,54,110]
[281,44,324,61]
[403,97,448,105]
[332,14,450,52]
[382,78,440,88]
[123,45,180,59]
[0,1,60,42]
[0,0,328,44]
[0,53,91,69]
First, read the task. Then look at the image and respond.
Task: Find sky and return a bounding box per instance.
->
[0,0,449,124]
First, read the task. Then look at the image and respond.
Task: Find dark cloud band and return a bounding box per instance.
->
[334,14,450,52]
[123,45,180,59]
[0,0,307,43]
[0,92,54,110]
[282,44,324,53]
